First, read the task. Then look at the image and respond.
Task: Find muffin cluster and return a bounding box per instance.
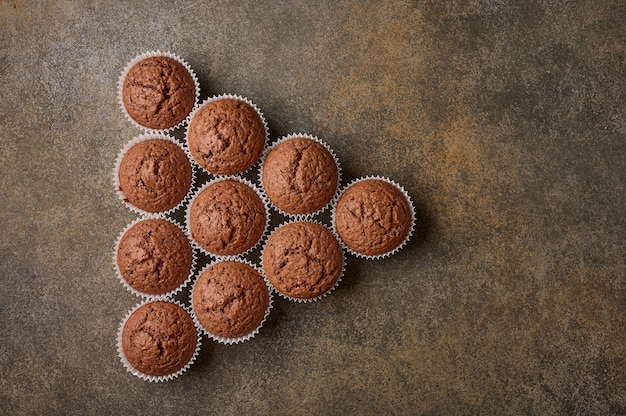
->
[113,51,415,382]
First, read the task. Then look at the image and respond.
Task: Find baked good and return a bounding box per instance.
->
[334,178,412,257]
[116,219,193,296]
[261,135,339,215]
[262,221,343,300]
[192,260,270,340]
[121,301,198,377]
[188,179,266,256]
[122,55,196,130]
[187,97,266,175]
[117,138,193,213]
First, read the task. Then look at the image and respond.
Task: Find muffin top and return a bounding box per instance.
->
[118,138,192,213]
[262,136,339,215]
[334,179,412,257]
[122,56,196,130]
[187,98,266,175]
[262,222,343,300]
[117,219,193,296]
[188,180,266,256]
[121,301,197,377]
[193,261,270,339]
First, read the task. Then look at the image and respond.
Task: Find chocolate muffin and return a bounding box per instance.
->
[122,55,197,130]
[334,178,413,257]
[192,260,270,341]
[116,218,193,296]
[261,135,339,216]
[188,179,266,256]
[121,301,198,378]
[187,97,266,175]
[117,138,193,213]
[262,221,343,300]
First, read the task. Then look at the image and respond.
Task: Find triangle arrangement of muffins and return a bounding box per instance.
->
[113,51,416,382]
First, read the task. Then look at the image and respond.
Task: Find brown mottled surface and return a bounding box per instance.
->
[2,1,625,414]
[262,137,339,215]
[263,222,343,299]
[187,98,266,175]
[117,219,192,295]
[189,180,266,256]
[122,56,196,130]
[335,179,413,257]
[122,301,197,377]
[193,261,269,339]
[118,139,192,212]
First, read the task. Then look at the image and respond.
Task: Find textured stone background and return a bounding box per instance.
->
[1,1,624,414]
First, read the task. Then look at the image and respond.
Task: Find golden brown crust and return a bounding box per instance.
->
[189,180,266,256]
[118,139,192,213]
[193,261,269,338]
[122,56,196,130]
[187,98,265,175]
[334,179,411,256]
[117,219,193,295]
[262,222,342,299]
[122,302,197,377]
[262,137,338,215]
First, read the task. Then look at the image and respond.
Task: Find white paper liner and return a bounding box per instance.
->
[117,299,202,382]
[117,50,200,134]
[113,133,196,217]
[190,258,273,345]
[185,177,270,259]
[330,176,416,260]
[260,220,345,303]
[113,215,197,300]
[184,94,269,177]
[257,133,342,221]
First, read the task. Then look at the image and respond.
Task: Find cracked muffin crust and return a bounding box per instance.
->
[118,138,193,213]
[262,221,343,300]
[117,219,193,296]
[334,179,412,257]
[187,97,266,175]
[188,180,266,256]
[121,301,197,377]
[261,136,339,216]
[192,260,270,339]
[122,56,196,130]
